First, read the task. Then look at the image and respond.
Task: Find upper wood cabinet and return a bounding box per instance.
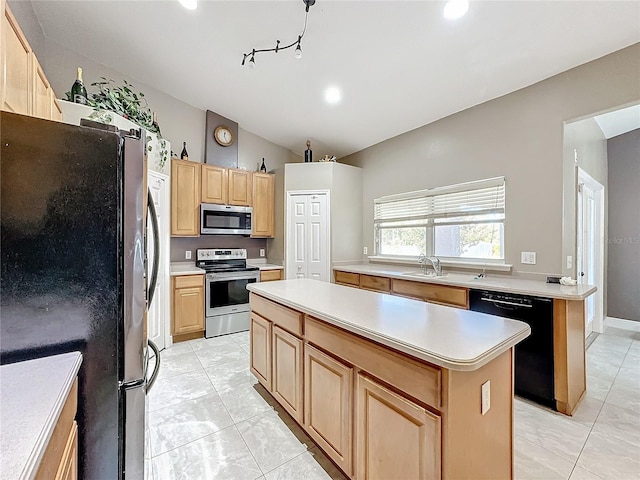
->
[251,172,275,238]
[228,168,252,206]
[32,56,51,119]
[2,3,32,115]
[171,159,200,236]
[1,2,61,121]
[201,164,228,205]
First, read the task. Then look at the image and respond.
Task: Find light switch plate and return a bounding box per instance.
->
[185,251,192,260]
[260,248,265,257]
[363,246,368,255]
[521,252,536,265]
[481,380,491,415]
[566,256,572,269]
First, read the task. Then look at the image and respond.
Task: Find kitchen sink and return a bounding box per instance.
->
[400,271,448,279]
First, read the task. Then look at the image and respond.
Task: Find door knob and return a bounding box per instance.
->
[579,272,585,277]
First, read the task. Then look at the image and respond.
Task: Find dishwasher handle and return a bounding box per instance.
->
[480,297,533,308]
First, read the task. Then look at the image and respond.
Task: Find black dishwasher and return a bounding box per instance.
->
[469,289,556,409]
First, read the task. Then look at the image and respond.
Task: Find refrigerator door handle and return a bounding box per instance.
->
[147,188,160,306]
[145,339,161,393]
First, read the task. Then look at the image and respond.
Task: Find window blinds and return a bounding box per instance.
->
[374,177,505,223]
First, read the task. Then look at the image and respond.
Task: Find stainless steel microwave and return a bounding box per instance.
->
[200,204,253,235]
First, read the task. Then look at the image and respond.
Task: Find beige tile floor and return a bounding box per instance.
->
[146,319,640,480]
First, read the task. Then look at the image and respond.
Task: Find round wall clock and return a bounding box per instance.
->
[214,125,234,146]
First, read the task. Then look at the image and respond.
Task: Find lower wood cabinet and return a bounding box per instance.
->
[392,279,468,309]
[260,269,283,282]
[272,326,303,423]
[250,312,272,389]
[35,379,78,480]
[356,374,441,480]
[171,275,204,337]
[359,274,390,293]
[304,344,354,476]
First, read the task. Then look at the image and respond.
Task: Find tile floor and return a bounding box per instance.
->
[146,319,640,480]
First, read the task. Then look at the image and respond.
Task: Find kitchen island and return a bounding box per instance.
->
[247,279,530,480]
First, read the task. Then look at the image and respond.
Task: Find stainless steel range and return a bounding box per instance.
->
[196,248,260,337]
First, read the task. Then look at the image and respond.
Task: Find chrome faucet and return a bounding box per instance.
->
[418,255,442,276]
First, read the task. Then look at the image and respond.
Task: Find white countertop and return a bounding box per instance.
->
[334,263,596,300]
[170,262,206,276]
[248,263,284,271]
[248,279,530,371]
[1,352,83,480]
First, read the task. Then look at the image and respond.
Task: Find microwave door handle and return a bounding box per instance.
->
[147,188,160,306]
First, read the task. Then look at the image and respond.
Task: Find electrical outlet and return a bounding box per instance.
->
[481,380,491,415]
[520,252,536,265]
[259,248,265,257]
[363,246,368,255]
[566,255,572,269]
[185,251,192,260]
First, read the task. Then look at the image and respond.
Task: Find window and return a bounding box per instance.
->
[374,177,505,261]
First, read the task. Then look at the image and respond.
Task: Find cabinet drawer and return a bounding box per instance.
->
[334,271,359,286]
[306,316,441,409]
[260,269,282,282]
[250,293,303,336]
[174,274,204,288]
[392,279,468,309]
[359,274,390,293]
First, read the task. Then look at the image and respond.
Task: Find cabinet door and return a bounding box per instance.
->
[305,344,354,476]
[356,374,441,480]
[272,326,303,422]
[32,55,51,119]
[2,5,32,114]
[201,164,228,204]
[172,279,204,335]
[55,421,78,480]
[228,168,252,206]
[171,159,200,236]
[250,313,272,390]
[50,92,63,122]
[251,172,275,237]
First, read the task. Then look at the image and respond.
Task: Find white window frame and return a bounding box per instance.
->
[373,177,506,265]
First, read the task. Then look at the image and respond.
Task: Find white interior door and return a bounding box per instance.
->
[286,192,329,282]
[577,168,605,336]
[147,171,170,350]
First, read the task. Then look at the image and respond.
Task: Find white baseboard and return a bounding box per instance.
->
[604,316,640,331]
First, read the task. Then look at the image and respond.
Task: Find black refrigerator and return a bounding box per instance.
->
[0,111,160,479]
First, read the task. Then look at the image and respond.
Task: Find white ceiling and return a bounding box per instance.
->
[594,104,640,139]
[28,0,640,158]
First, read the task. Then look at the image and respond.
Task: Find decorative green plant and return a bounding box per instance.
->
[65,78,160,135]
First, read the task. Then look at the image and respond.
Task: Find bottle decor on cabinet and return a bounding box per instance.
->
[260,158,267,173]
[181,142,189,160]
[304,140,313,162]
[70,67,88,105]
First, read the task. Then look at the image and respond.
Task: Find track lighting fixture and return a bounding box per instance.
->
[241,0,315,67]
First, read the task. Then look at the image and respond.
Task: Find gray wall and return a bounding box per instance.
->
[607,129,640,321]
[342,44,640,278]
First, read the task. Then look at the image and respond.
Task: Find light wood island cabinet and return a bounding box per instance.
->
[35,379,79,480]
[249,282,526,480]
[171,159,201,236]
[171,274,204,341]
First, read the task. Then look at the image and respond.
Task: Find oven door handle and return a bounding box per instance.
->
[147,188,160,306]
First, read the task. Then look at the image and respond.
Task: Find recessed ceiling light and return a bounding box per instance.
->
[179,0,197,10]
[443,0,469,20]
[324,86,342,105]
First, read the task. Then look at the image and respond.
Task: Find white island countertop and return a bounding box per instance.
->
[334,263,596,300]
[1,351,82,480]
[248,279,530,371]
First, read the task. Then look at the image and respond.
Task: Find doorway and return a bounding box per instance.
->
[286,191,330,282]
[577,168,605,336]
